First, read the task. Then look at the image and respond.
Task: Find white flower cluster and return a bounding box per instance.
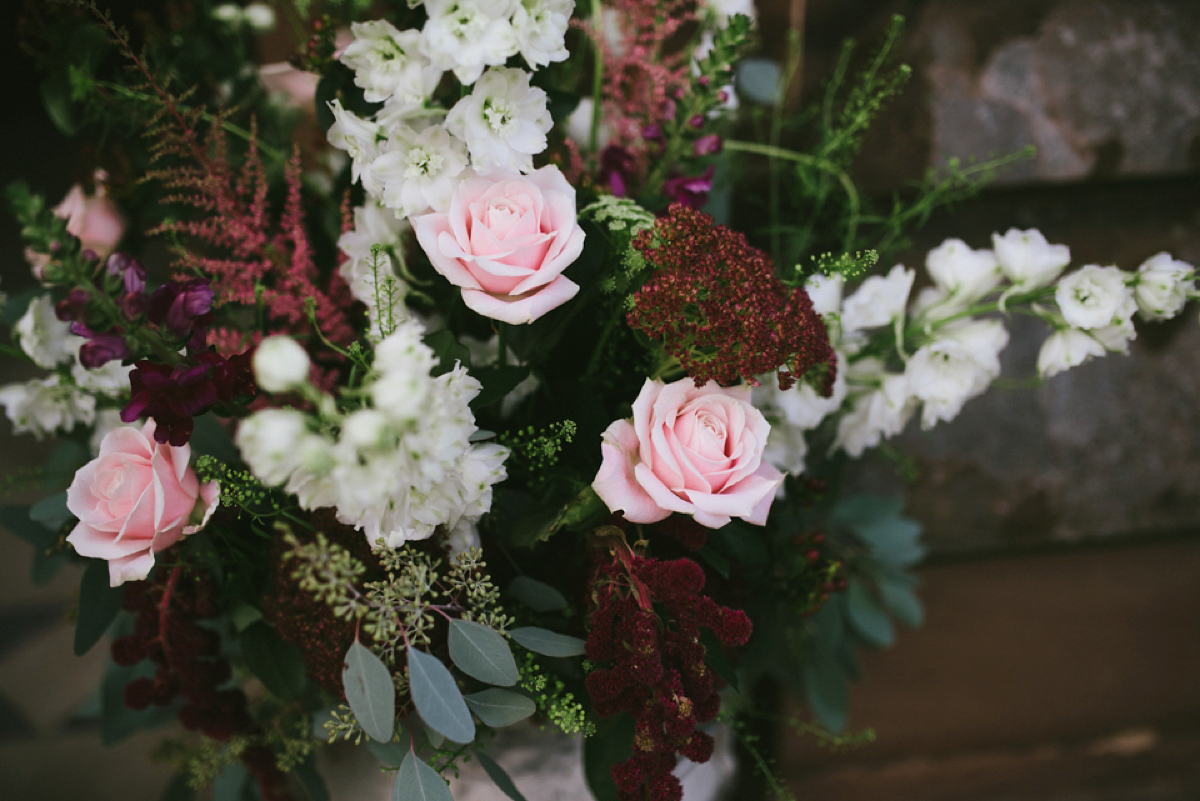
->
[235,323,509,548]
[328,4,569,223]
[337,202,411,339]
[754,230,1197,468]
[0,295,132,440]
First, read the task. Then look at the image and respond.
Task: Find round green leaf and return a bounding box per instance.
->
[408,648,475,744]
[343,641,396,743]
[448,619,520,686]
[507,576,567,612]
[464,688,537,728]
[509,626,586,658]
[393,750,454,801]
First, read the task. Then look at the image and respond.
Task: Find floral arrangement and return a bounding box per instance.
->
[3,2,1195,801]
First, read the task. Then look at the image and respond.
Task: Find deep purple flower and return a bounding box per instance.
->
[601,145,636,198]
[688,114,705,129]
[694,134,723,156]
[55,288,90,323]
[79,334,132,369]
[106,252,146,294]
[121,350,257,446]
[148,279,215,339]
[662,166,715,209]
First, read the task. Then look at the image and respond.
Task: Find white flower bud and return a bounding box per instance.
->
[1134,252,1194,321]
[925,238,1002,303]
[341,409,394,452]
[992,228,1070,290]
[243,3,275,31]
[1037,329,1105,378]
[235,409,309,486]
[253,336,311,393]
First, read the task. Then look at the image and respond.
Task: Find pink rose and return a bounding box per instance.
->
[66,421,219,586]
[54,172,125,258]
[412,165,585,324]
[593,378,784,528]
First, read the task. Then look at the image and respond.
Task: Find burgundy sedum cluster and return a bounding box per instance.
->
[628,204,836,392]
[584,539,751,801]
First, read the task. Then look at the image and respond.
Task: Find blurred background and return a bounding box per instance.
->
[1,0,1198,799]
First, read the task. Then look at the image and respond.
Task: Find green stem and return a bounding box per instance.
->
[589,0,605,152]
[496,322,508,367]
[584,310,619,377]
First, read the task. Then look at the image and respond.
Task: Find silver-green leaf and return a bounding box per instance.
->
[464,688,536,728]
[342,641,396,743]
[474,749,528,801]
[507,576,567,612]
[448,619,520,687]
[508,626,586,657]
[408,648,475,744]
[393,750,453,801]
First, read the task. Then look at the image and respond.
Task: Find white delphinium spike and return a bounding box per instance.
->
[925,238,1003,305]
[374,125,469,217]
[513,0,573,69]
[446,67,552,174]
[326,100,389,196]
[1037,328,1106,378]
[992,228,1071,290]
[0,376,95,439]
[832,368,915,458]
[840,264,914,333]
[905,319,1008,429]
[340,20,442,106]
[253,336,311,393]
[421,0,520,85]
[15,295,76,369]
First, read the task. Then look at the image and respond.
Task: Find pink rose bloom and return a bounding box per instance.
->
[411,165,585,324]
[66,421,219,586]
[54,172,125,258]
[593,378,784,528]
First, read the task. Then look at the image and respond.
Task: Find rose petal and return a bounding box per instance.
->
[107,550,156,587]
[592,422,670,523]
[67,520,152,560]
[633,462,694,516]
[459,275,579,324]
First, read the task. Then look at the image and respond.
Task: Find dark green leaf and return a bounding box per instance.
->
[212,761,249,801]
[583,713,635,801]
[830,495,905,528]
[846,579,895,648]
[424,329,472,375]
[464,688,536,727]
[230,603,263,632]
[367,736,407,768]
[44,440,88,489]
[408,648,475,744]
[698,628,740,696]
[293,756,331,801]
[803,649,849,734]
[509,627,586,658]
[74,559,123,656]
[0,505,47,546]
[41,72,81,137]
[736,57,783,105]
[160,773,195,801]
[31,546,67,585]
[241,622,307,700]
[470,365,530,410]
[30,492,71,530]
[190,414,241,463]
[507,576,568,612]
[474,749,528,801]
[448,619,520,686]
[880,579,924,627]
[393,750,454,801]
[697,545,730,579]
[343,641,397,743]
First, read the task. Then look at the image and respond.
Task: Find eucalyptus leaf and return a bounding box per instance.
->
[464,688,536,727]
[74,559,124,656]
[880,580,924,627]
[211,761,249,801]
[343,641,397,743]
[367,736,407,768]
[509,627,586,658]
[0,505,48,546]
[803,649,849,734]
[408,648,475,744]
[448,619,520,686]
[293,756,331,801]
[474,749,528,801]
[44,440,88,489]
[846,579,895,648]
[160,773,195,801]
[426,727,445,749]
[241,622,307,700]
[30,492,71,530]
[394,750,454,801]
[506,576,567,612]
[736,57,783,105]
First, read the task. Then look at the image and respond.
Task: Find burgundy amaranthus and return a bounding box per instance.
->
[628,203,836,391]
[584,536,751,801]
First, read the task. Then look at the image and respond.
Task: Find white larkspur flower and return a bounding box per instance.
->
[925,238,1002,303]
[0,376,95,439]
[1055,264,1135,330]
[374,125,469,217]
[235,409,311,486]
[804,272,844,318]
[840,264,915,333]
[512,0,573,69]
[1089,316,1136,354]
[1037,328,1105,378]
[1133,252,1194,321]
[446,67,552,174]
[340,20,441,106]
[421,0,520,85]
[338,202,410,336]
[905,319,1008,429]
[253,336,311,392]
[16,295,76,369]
[326,99,387,195]
[71,355,132,397]
[833,369,915,457]
[992,228,1070,290]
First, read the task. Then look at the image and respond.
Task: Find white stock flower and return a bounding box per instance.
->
[1055,265,1135,330]
[446,67,552,174]
[1133,252,1194,321]
[253,336,311,392]
[840,264,914,333]
[513,0,573,69]
[236,409,311,485]
[925,238,1002,303]
[833,370,914,457]
[804,273,844,318]
[992,228,1070,289]
[1037,328,1105,378]
[905,319,1008,429]
[16,295,76,369]
[421,0,520,85]
[72,356,132,397]
[340,21,441,105]
[374,125,469,217]
[0,376,95,439]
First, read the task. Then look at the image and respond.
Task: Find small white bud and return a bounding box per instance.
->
[243,3,276,31]
[253,336,311,393]
[341,409,394,452]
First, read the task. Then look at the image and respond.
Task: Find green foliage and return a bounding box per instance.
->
[343,640,397,743]
[506,576,568,613]
[240,622,308,701]
[787,249,879,287]
[464,688,537,727]
[517,652,593,736]
[74,558,124,656]
[448,619,521,686]
[408,647,475,744]
[497,421,577,488]
[193,456,278,518]
[394,749,454,801]
[473,748,529,801]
